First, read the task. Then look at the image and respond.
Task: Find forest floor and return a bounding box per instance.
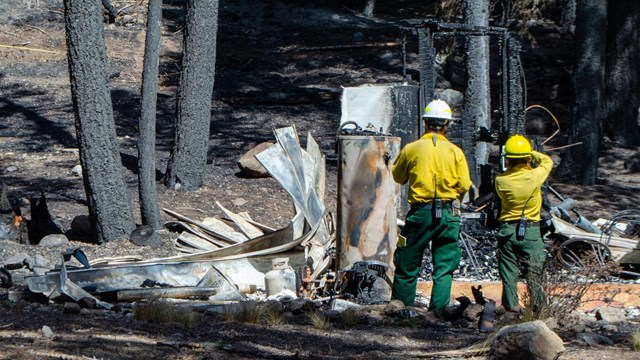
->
[1,0,640,359]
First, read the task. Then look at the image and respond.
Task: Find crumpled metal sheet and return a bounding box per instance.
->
[26,260,247,302]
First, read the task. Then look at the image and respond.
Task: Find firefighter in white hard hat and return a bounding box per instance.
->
[495,134,553,313]
[391,99,471,310]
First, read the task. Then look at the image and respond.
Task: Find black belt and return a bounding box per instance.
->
[411,201,453,211]
[503,220,540,226]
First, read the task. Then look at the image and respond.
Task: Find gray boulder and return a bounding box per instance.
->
[38,234,69,247]
[3,252,28,269]
[488,320,565,360]
[237,142,273,178]
[595,307,627,323]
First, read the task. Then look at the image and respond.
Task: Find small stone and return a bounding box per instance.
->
[38,234,69,247]
[573,323,587,333]
[596,307,627,323]
[576,332,614,346]
[5,165,18,173]
[366,310,384,325]
[32,267,49,276]
[257,300,285,315]
[78,297,97,309]
[42,325,54,338]
[232,198,248,207]
[3,253,28,270]
[71,164,82,176]
[601,324,619,333]
[287,298,315,315]
[63,302,82,314]
[383,299,405,316]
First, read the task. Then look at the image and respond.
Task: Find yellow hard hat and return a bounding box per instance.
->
[504,134,532,158]
[423,99,452,120]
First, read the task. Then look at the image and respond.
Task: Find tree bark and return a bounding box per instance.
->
[557,0,607,185]
[64,0,135,242]
[164,0,219,191]
[462,0,491,187]
[138,0,163,230]
[604,0,640,146]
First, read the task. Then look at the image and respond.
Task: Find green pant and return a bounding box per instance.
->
[497,222,546,311]
[392,205,461,310]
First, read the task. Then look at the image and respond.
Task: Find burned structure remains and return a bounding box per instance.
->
[3,19,639,328]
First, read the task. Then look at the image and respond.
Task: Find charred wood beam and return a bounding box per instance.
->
[26,192,63,245]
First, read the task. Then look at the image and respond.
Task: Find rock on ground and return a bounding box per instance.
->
[488,320,565,360]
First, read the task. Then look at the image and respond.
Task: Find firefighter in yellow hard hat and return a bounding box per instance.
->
[494,134,553,313]
[391,99,471,310]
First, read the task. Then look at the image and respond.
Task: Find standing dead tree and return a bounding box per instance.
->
[138,0,163,230]
[557,0,606,184]
[164,0,219,191]
[63,0,136,242]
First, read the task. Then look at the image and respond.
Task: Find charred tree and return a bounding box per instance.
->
[604,1,640,146]
[26,192,63,245]
[164,0,219,191]
[64,0,136,242]
[138,0,163,230]
[0,182,24,243]
[462,0,491,186]
[556,0,606,185]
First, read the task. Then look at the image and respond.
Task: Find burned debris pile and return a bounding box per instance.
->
[1,125,639,343]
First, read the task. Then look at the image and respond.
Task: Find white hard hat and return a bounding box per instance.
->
[422,99,453,120]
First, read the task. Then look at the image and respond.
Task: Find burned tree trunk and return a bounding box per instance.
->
[138,0,163,230]
[557,0,606,185]
[0,182,24,243]
[64,0,136,242]
[605,0,640,146]
[462,0,491,186]
[26,192,63,245]
[164,0,219,191]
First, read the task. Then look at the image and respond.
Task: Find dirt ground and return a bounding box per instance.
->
[1,0,640,359]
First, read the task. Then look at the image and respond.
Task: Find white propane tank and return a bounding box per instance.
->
[264,257,297,297]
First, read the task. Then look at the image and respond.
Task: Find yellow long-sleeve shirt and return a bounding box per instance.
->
[495,151,554,222]
[392,133,471,204]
